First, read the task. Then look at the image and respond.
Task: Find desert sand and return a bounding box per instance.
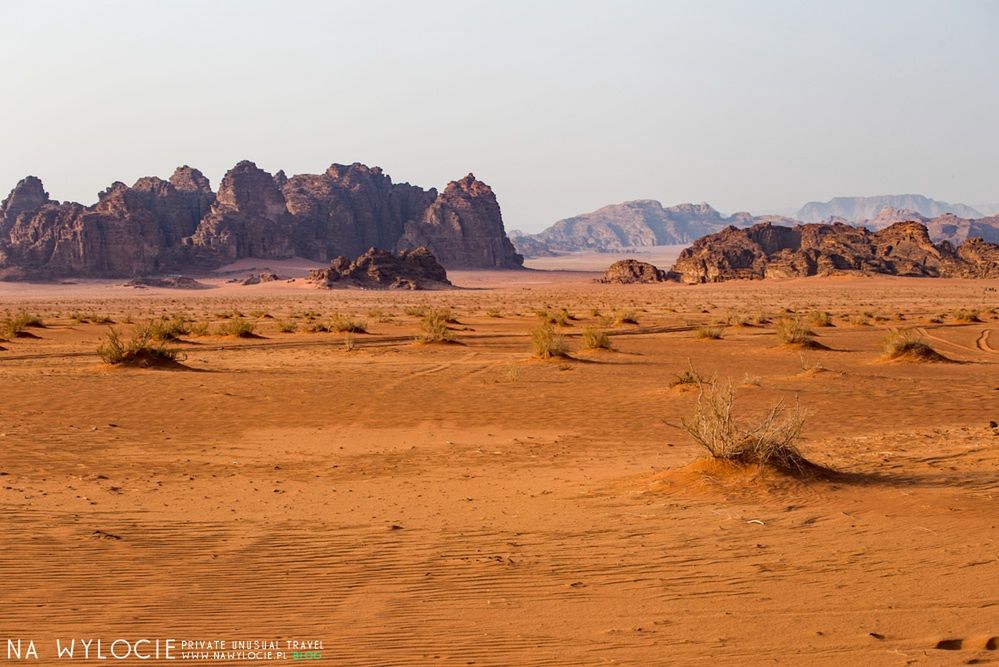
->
[1,270,998,665]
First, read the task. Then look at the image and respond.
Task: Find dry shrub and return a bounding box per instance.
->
[809,311,833,327]
[775,317,826,349]
[530,323,568,359]
[615,309,639,325]
[881,329,948,362]
[418,308,454,343]
[329,313,367,333]
[536,308,572,326]
[680,378,813,474]
[953,308,981,323]
[97,327,179,367]
[695,325,724,340]
[581,327,612,350]
[217,317,256,338]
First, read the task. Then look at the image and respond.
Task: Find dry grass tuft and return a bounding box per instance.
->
[679,378,815,475]
[694,325,725,340]
[581,327,612,350]
[530,323,569,359]
[418,308,454,343]
[881,329,948,362]
[97,327,180,367]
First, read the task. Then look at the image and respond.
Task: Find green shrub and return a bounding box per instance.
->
[218,317,256,338]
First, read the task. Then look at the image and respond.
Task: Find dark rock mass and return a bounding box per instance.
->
[0,161,522,279]
[398,174,523,268]
[596,259,671,284]
[307,246,452,290]
[671,220,999,283]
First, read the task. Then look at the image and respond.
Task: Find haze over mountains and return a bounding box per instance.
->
[513,194,999,258]
[795,194,983,224]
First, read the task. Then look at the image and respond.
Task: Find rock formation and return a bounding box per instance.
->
[307,246,452,290]
[671,220,999,283]
[0,162,523,279]
[512,200,796,257]
[596,259,670,284]
[397,174,523,268]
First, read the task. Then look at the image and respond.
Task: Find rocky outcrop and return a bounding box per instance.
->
[797,195,982,224]
[398,174,523,268]
[671,220,999,283]
[596,259,670,284]
[0,161,522,278]
[513,200,796,257]
[307,246,451,290]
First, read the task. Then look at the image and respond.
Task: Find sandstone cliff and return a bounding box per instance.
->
[797,194,983,223]
[0,162,522,278]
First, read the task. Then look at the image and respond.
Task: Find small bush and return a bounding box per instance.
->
[537,308,572,327]
[809,311,833,327]
[405,305,430,318]
[277,319,297,333]
[188,320,210,337]
[581,327,612,350]
[530,323,568,359]
[953,309,981,323]
[695,325,724,340]
[669,369,703,388]
[97,327,178,367]
[329,313,367,333]
[142,316,188,341]
[680,378,812,473]
[775,317,815,346]
[218,317,256,338]
[418,308,454,343]
[615,309,639,326]
[881,329,947,362]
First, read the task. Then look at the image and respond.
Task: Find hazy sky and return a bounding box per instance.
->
[1,0,996,231]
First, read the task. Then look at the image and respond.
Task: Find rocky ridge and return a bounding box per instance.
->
[0,162,522,279]
[671,220,999,283]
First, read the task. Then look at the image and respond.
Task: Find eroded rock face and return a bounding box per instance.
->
[0,162,521,278]
[670,220,999,283]
[307,246,451,290]
[596,259,670,284]
[398,174,523,268]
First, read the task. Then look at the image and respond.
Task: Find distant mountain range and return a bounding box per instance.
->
[510,200,794,256]
[513,194,999,258]
[796,194,982,223]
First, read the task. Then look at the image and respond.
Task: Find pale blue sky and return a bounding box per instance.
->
[1,0,996,231]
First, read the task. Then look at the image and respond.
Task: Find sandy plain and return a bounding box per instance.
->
[1,267,998,665]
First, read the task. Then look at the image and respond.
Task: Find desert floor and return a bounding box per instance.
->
[1,270,998,665]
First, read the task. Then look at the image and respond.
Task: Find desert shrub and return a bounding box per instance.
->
[142,316,188,341]
[329,313,367,333]
[669,369,703,388]
[615,309,639,325]
[218,317,256,338]
[881,329,947,362]
[276,319,297,333]
[405,305,430,318]
[775,317,815,345]
[342,332,356,352]
[680,378,811,473]
[485,309,503,318]
[953,308,981,323]
[530,323,568,359]
[418,308,454,343]
[581,327,612,350]
[97,327,178,366]
[536,308,572,326]
[695,325,724,340]
[809,311,833,327]
[188,320,210,336]
[91,314,114,324]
